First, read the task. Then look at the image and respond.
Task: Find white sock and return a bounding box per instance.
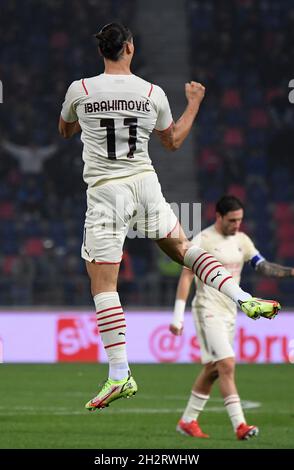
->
[94,292,129,381]
[109,362,129,381]
[224,394,245,431]
[182,391,210,423]
[184,246,252,304]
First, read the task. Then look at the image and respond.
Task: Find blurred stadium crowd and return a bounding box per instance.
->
[188,0,294,304]
[0,0,294,306]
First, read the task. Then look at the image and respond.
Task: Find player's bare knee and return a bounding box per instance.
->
[205,363,219,382]
[210,369,219,381]
[175,248,185,265]
[85,261,119,296]
[175,239,191,265]
[216,357,235,377]
[156,231,191,265]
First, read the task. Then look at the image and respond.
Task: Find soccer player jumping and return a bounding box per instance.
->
[58,23,280,411]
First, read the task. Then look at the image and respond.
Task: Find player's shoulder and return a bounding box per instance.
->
[236,231,257,251]
[201,224,217,239]
[65,78,87,96]
[130,75,166,98]
[190,225,214,245]
[203,224,216,235]
[80,74,104,88]
[75,73,108,89]
[67,74,110,97]
[130,74,166,98]
[151,83,167,100]
[129,74,153,94]
[130,74,150,86]
[236,230,253,244]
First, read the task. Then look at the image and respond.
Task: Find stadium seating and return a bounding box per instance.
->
[188,0,294,305]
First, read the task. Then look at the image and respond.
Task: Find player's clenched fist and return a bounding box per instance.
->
[185,81,205,104]
[169,323,183,336]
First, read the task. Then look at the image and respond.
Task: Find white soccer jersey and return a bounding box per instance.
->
[191,225,263,316]
[61,74,173,187]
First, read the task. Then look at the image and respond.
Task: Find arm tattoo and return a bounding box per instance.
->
[256,260,293,278]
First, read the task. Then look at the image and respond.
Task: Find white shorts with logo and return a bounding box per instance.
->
[81,171,178,263]
[192,306,236,364]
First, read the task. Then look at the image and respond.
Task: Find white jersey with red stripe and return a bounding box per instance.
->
[61,74,173,187]
[191,225,260,316]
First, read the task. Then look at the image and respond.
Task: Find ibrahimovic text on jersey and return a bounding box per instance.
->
[61,73,173,187]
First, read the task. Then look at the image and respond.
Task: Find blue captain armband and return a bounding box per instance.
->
[250,253,265,269]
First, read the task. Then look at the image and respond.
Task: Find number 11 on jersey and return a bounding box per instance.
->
[100,118,138,159]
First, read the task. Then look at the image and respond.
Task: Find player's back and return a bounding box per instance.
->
[63,73,172,187]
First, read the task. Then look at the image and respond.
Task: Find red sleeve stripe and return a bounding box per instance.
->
[191,252,207,272]
[218,276,233,291]
[204,264,223,284]
[199,260,221,280]
[105,341,126,349]
[158,120,174,132]
[82,79,88,95]
[96,311,124,321]
[97,318,125,328]
[195,255,214,276]
[99,324,126,334]
[96,306,122,315]
[148,83,153,97]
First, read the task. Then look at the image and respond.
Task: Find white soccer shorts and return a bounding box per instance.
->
[81,172,178,263]
[192,306,236,364]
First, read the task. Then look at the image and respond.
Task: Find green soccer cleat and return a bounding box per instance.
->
[239,297,281,320]
[85,372,137,411]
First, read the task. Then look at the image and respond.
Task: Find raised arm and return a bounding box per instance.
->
[156,81,205,151]
[170,267,195,335]
[2,140,28,158]
[38,144,58,159]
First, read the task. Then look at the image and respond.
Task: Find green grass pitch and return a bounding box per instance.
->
[0,363,293,449]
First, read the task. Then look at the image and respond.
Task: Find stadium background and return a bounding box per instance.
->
[1,0,294,308]
[0,0,294,450]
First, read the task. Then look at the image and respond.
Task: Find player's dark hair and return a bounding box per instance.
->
[95,22,133,61]
[216,195,244,216]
